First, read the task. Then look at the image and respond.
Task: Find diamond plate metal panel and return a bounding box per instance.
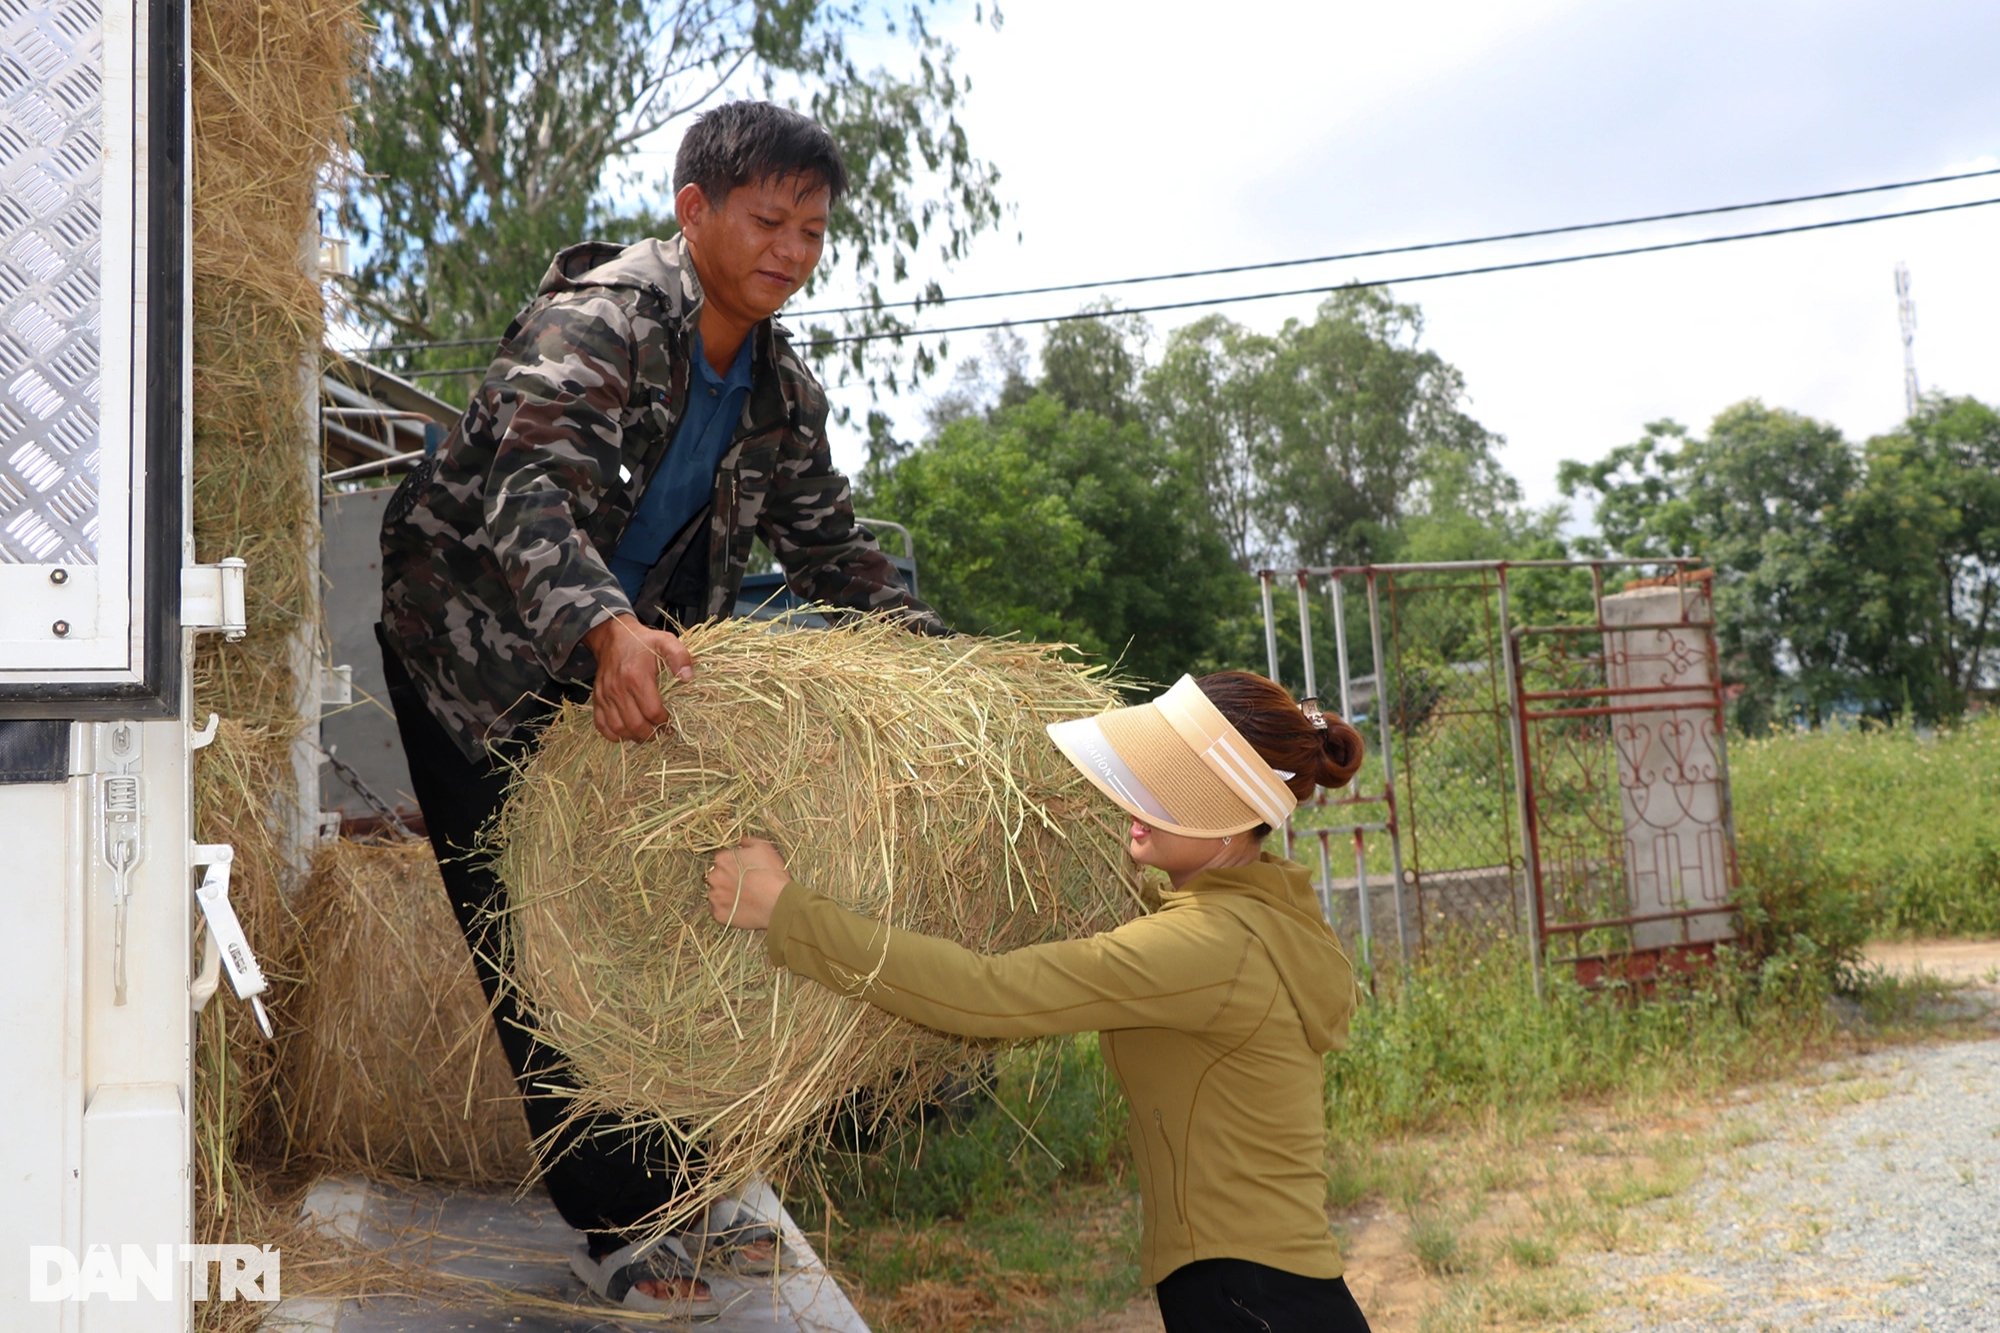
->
[0,0,103,565]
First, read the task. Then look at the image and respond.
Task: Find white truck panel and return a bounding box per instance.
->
[0,774,86,1328]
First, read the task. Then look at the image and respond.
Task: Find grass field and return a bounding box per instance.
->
[1731,712,2000,937]
[812,715,2000,1330]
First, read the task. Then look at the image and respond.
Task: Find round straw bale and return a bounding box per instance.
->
[274,838,532,1184]
[493,614,1142,1227]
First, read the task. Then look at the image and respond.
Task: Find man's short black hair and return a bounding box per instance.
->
[674,101,849,208]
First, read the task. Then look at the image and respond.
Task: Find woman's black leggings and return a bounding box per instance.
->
[1156,1258,1372,1332]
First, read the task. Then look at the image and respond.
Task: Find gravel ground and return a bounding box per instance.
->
[1590,994,2000,1332]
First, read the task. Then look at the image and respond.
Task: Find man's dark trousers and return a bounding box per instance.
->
[376,625,695,1250]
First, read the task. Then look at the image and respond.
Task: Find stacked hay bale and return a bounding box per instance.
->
[189,721,302,1232]
[187,0,363,1259]
[272,838,533,1183]
[495,614,1145,1234]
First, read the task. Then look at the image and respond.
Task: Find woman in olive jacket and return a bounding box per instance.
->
[706,670,1373,1333]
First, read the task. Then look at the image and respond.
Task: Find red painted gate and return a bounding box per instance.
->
[1260,560,1740,987]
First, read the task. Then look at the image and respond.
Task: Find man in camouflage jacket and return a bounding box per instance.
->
[375,101,938,1314]
[379,219,939,762]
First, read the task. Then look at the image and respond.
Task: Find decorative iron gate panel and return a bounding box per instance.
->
[1259,560,1739,983]
[1509,573,1738,983]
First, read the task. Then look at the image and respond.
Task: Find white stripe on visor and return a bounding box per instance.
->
[1061,717,1178,825]
[1203,735,1295,828]
[1153,676,1300,829]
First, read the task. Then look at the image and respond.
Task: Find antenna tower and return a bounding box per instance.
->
[1895,262,1920,417]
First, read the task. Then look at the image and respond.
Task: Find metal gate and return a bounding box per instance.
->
[1509,568,1739,985]
[1257,559,1740,985]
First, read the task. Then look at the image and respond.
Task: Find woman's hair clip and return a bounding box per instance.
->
[1300,696,1329,731]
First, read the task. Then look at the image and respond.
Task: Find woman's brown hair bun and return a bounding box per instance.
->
[1315,715,1365,791]
[1193,670,1367,807]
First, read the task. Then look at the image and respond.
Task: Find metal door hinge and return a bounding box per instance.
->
[181,558,248,640]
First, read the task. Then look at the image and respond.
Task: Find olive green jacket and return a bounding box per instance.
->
[765,854,1358,1284]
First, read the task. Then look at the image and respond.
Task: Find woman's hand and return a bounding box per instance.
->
[704,837,792,931]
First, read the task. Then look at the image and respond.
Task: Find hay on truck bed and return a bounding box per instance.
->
[492,613,1144,1234]
[187,0,364,1278]
[272,838,534,1185]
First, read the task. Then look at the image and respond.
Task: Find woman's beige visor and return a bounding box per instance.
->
[1045,675,1298,838]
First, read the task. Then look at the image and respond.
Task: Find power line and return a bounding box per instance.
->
[391,192,2000,376]
[787,164,2000,319]
[362,165,2000,359]
[800,194,2000,348]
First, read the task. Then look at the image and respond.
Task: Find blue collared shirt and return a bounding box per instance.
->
[608,330,755,601]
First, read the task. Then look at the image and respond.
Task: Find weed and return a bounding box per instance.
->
[1487,1272,1594,1321]
[1591,1168,1684,1210]
[1324,929,1833,1148]
[1585,1205,1631,1251]
[1531,1190,1588,1243]
[1325,1143,1387,1210]
[1415,1286,1484,1333]
[1721,1118,1768,1149]
[811,1035,1127,1228]
[1409,1212,1474,1277]
[1810,1077,1892,1109]
[1851,968,1963,1026]
[1472,1155,1532,1193]
[1506,1233,1558,1269]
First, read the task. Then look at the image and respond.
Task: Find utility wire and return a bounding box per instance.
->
[788,164,2000,319]
[393,193,2000,376]
[364,165,2000,359]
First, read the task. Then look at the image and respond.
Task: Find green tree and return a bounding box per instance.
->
[917,325,1031,440]
[1906,397,2000,704]
[1141,292,1515,571]
[1829,439,1959,719]
[1264,289,1516,567]
[1143,314,1282,570]
[1560,401,1861,727]
[1838,396,2000,718]
[865,393,1241,686]
[344,0,1003,391]
[1036,305,1149,426]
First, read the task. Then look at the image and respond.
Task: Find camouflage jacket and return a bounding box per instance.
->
[379,233,942,761]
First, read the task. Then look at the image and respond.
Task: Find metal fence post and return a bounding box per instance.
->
[1329,576,1356,720]
[1294,572,1319,701]
[1364,572,1413,963]
[1328,577,1374,962]
[1496,567,1545,997]
[1258,571,1291,860]
[1258,570,1281,681]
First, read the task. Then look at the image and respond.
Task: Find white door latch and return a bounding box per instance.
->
[182,558,248,640]
[191,844,273,1039]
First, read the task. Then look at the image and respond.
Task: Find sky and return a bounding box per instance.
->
[781,0,2000,526]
